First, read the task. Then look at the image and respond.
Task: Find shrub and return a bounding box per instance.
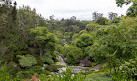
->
[36,59,43,66]
[17,54,37,68]
[45,65,64,72]
[29,66,46,74]
[6,63,21,77]
[112,59,137,81]
[38,68,85,81]
[51,52,58,62]
[13,51,29,62]
[17,66,50,79]
[40,53,54,64]
[0,63,12,81]
[55,44,63,53]
[91,62,97,67]
[15,51,29,55]
[0,63,21,81]
[38,68,86,81]
[45,65,58,72]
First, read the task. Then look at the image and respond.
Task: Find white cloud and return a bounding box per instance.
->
[16,0,132,20]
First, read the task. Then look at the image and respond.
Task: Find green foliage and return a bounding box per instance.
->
[30,27,48,44]
[40,53,54,64]
[75,33,93,48]
[96,17,109,25]
[65,51,80,65]
[0,63,22,81]
[18,66,48,79]
[112,58,137,81]
[38,68,85,81]
[17,54,37,68]
[1,0,137,80]
[55,44,63,53]
[15,51,29,55]
[30,27,57,57]
[61,46,82,65]
[84,73,112,81]
[0,63,12,81]
[45,64,63,72]
[58,68,85,81]
[86,24,97,32]
[90,17,137,74]
[79,30,88,34]
[36,59,43,66]
[115,0,132,7]
[127,3,137,17]
[111,17,121,23]
[6,63,20,77]
[91,62,97,67]
[29,66,47,74]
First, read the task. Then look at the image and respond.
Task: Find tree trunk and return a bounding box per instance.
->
[40,47,43,58]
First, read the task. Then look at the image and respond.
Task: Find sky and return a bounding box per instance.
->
[16,0,132,20]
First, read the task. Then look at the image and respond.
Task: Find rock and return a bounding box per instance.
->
[80,59,92,67]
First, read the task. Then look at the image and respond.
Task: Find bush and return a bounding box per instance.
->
[91,62,97,67]
[41,57,54,65]
[112,59,137,81]
[51,52,58,62]
[15,51,29,55]
[13,51,29,62]
[61,46,82,65]
[40,53,54,64]
[55,44,63,53]
[17,54,37,68]
[45,65,64,72]
[36,59,43,66]
[0,63,22,81]
[17,66,50,79]
[29,66,46,74]
[6,63,21,77]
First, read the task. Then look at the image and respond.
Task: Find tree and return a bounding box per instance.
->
[115,0,137,17]
[61,46,83,65]
[111,17,121,23]
[0,0,20,62]
[11,1,17,21]
[75,33,93,59]
[108,12,118,20]
[126,3,137,17]
[115,0,132,7]
[49,15,54,20]
[61,18,65,21]
[92,11,103,21]
[96,17,109,25]
[75,33,93,48]
[70,16,76,20]
[30,27,57,57]
[91,17,137,73]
